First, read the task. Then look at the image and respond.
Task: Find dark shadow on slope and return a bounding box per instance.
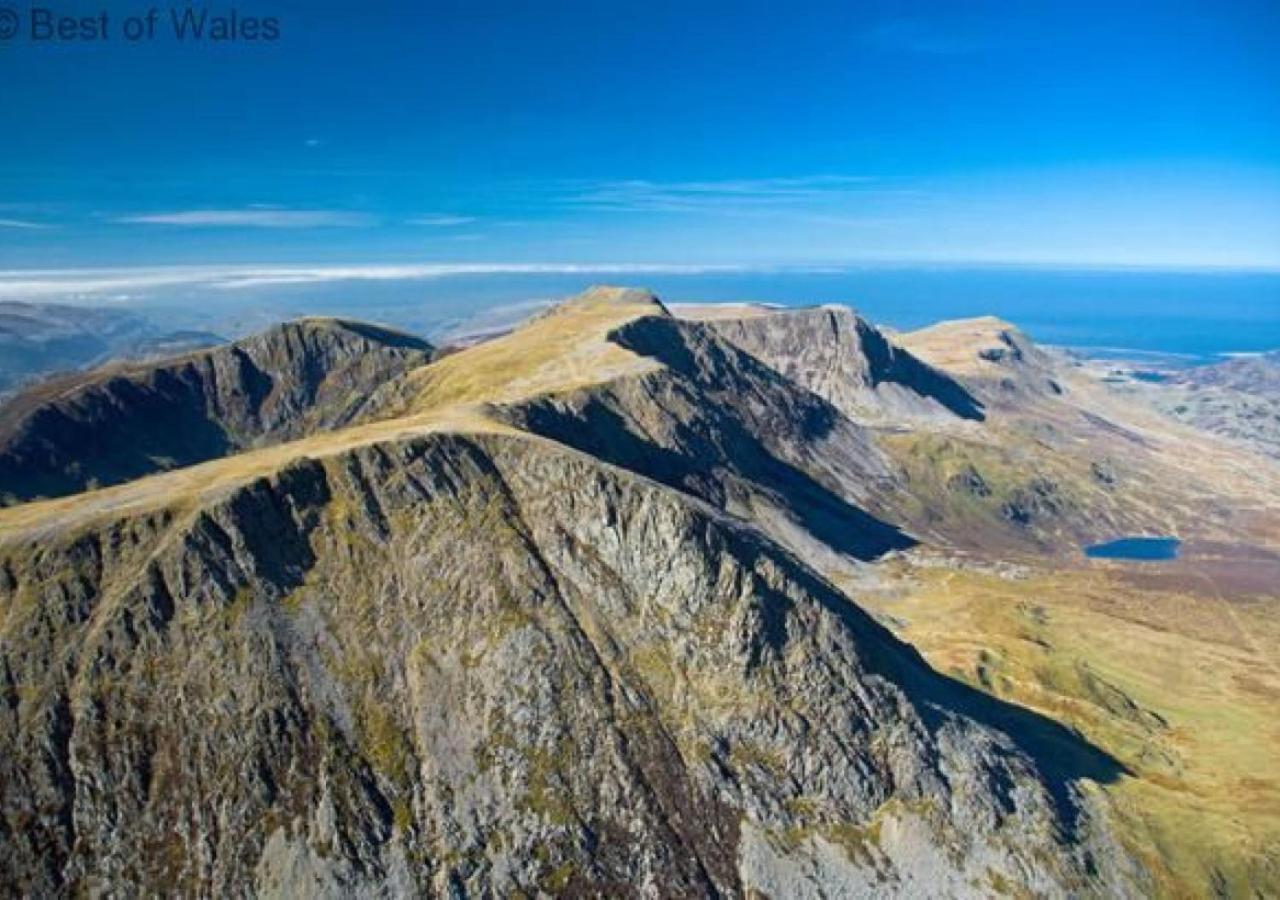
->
[0,371,235,503]
[514,392,914,562]
[744,535,1128,833]
[855,319,986,421]
[0,320,434,506]
[325,319,435,352]
[601,315,1124,821]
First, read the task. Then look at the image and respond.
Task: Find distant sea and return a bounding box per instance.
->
[18,265,1280,362]
[605,267,1280,361]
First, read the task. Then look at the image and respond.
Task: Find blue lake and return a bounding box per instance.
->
[1085,537,1181,561]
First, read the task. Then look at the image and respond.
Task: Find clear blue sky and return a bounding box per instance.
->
[1,0,1277,269]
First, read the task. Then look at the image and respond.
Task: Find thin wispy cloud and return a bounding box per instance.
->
[0,218,53,230]
[407,215,477,226]
[564,176,908,214]
[114,209,376,228]
[0,262,748,299]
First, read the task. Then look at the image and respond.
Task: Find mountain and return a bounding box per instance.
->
[679,303,984,423]
[1155,352,1280,458]
[897,316,1068,406]
[0,301,156,396]
[0,288,1144,897]
[0,318,433,505]
[2,288,1279,896]
[0,428,1138,897]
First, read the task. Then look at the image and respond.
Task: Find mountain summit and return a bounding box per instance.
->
[3,288,1278,895]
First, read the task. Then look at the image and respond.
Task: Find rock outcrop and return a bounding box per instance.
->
[1158,352,1280,458]
[0,318,432,504]
[683,305,984,424]
[0,288,1156,896]
[0,430,1138,897]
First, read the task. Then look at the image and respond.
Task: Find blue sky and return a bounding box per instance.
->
[1,0,1277,270]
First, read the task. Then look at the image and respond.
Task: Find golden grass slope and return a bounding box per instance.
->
[397,285,665,412]
[0,286,665,543]
[848,554,1280,897]
[4,288,1279,895]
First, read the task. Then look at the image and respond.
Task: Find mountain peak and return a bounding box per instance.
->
[679,303,985,423]
[900,316,1037,371]
[279,317,434,352]
[0,317,435,505]
[558,285,669,314]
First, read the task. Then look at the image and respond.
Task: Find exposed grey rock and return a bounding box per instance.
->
[1158,352,1280,458]
[0,432,1141,896]
[0,318,433,504]
[500,313,915,567]
[0,290,1152,896]
[696,306,985,424]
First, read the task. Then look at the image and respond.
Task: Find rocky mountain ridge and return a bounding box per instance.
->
[0,287,1153,897]
[0,318,433,505]
[682,304,985,424]
[0,426,1137,897]
[4,286,1278,896]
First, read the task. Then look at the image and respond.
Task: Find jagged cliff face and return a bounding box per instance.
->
[685,305,984,424]
[15,285,1267,896]
[0,319,432,505]
[500,314,913,568]
[0,431,1136,897]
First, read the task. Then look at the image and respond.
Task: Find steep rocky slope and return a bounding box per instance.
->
[6,287,1278,896]
[500,313,914,567]
[0,318,432,505]
[0,430,1137,897]
[679,304,984,424]
[0,287,1149,897]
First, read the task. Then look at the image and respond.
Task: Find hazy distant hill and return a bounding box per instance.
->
[0,300,226,397]
[1135,351,1280,458]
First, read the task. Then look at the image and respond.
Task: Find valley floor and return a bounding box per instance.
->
[848,547,1280,895]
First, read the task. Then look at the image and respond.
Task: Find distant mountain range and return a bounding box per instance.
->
[0,300,224,398]
[1100,349,1280,460]
[2,288,1277,896]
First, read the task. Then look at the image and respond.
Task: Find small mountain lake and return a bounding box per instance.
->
[1085,536,1181,561]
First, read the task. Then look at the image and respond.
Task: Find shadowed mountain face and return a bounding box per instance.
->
[503,313,915,563]
[0,319,432,505]
[0,432,1133,897]
[684,305,985,423]
[16,286,1271,895]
